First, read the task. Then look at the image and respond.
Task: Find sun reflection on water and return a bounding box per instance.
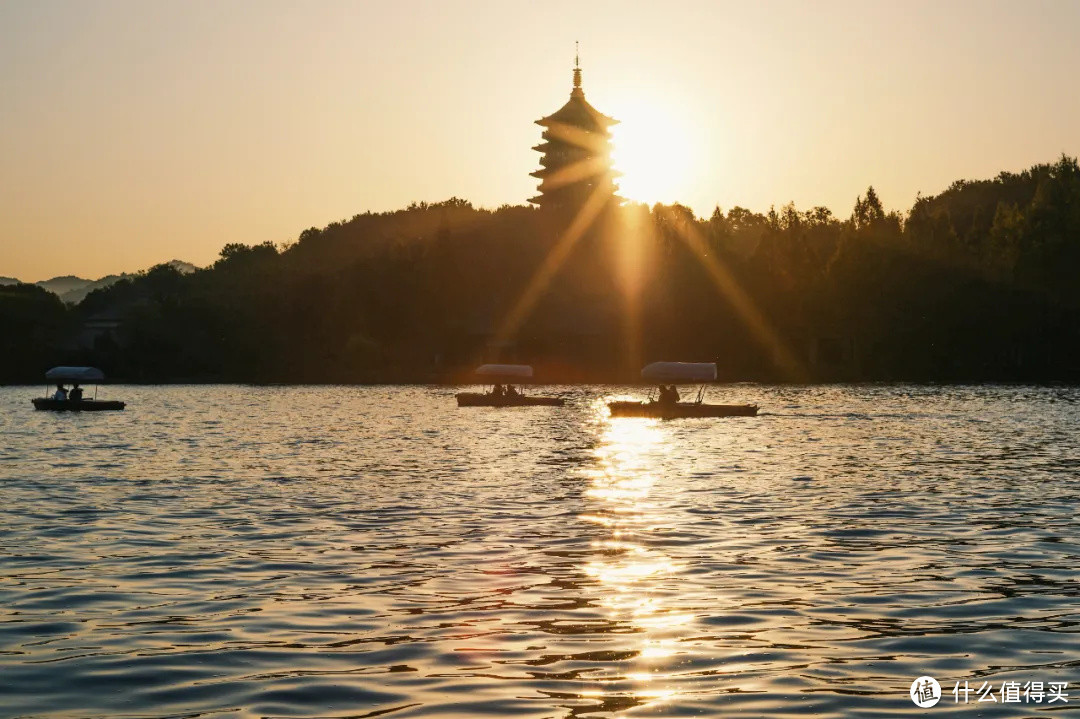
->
[579,407,691,713]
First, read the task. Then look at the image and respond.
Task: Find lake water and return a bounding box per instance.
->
[1,384,1079,718]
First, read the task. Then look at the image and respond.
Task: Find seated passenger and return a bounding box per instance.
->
[69,384,84,402]
[505,384,519,397]
[658,384,679,405]
[52,384,68,401]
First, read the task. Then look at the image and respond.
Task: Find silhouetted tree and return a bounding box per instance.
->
[4,157,1079,383]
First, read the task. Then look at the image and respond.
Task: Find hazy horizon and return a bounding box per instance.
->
[3,0,1079,282]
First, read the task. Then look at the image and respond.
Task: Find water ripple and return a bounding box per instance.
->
[1,384,1078,717]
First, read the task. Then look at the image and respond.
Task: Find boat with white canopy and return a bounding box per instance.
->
[456,364,564,407]
[607,362,757,418]
[31,367,126,411]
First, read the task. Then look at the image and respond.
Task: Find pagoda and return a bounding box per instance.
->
[530,49,620,210]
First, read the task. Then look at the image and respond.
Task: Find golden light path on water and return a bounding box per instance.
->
[579,405,689,713]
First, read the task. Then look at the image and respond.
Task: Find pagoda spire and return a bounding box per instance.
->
[528,49,620,210]
[572,42,582,97]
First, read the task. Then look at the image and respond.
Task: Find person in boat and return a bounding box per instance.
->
[657,384,680,406]
[505,384,520,398]
[69,384,84,402]
[492,383,505,397]
[52,384,68,401]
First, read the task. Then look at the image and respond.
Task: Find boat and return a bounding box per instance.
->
[607,362,758,419]
[607,400,758,418]
[456,393,564,407]
[456,364,565,407]
[31,366,126,411]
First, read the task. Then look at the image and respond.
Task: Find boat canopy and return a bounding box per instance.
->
[641,362,717,382]
[475,364,534,380]
[45,366,105,382]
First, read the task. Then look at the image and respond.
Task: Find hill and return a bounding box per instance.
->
[2,158,1078,384]
[5,260,200,305]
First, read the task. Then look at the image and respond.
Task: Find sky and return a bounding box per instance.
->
[2,0,1078,282]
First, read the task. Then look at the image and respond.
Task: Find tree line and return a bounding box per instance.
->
[2,156,1078,384]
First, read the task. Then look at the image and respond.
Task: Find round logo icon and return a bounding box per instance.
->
[910,676,941,708]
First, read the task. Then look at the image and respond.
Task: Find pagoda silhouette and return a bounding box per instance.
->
[530,47,621,211]
[490,46,624,378]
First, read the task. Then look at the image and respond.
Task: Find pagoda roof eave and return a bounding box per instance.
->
[528,194,626,207]
[536,95,619,129]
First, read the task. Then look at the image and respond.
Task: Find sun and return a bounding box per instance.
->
[609,98,697,205]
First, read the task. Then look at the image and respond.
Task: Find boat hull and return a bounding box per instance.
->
[456,392,564,407]
[32,398,126,412]
[608,401,757,419]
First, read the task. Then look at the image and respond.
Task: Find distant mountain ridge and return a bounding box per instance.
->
[4,260,198,304]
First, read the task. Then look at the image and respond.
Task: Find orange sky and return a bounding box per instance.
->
[2,0,1078,281]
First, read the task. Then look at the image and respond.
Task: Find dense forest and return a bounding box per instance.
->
[3,156,1079,384]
